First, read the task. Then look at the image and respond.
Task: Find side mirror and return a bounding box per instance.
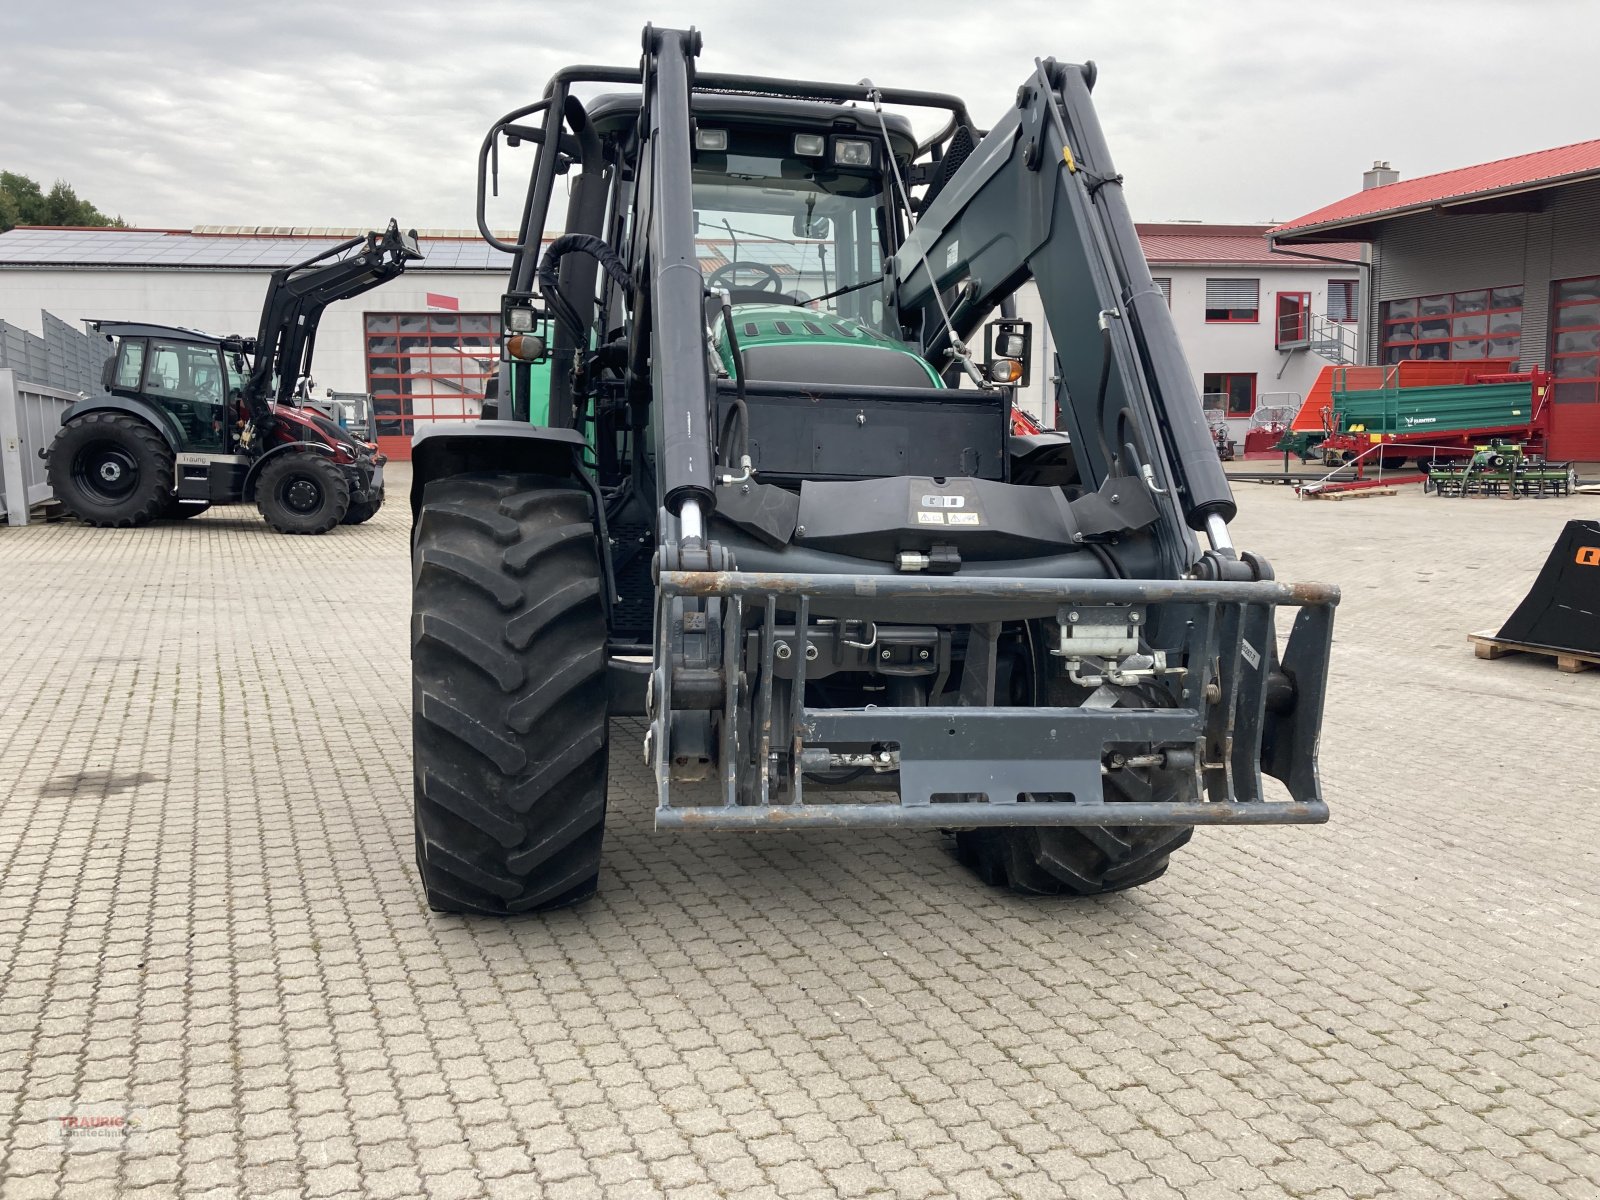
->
[983,318,1032,387]
[100,355,116,391]
[791,214,832,240]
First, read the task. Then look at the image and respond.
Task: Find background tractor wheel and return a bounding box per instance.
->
[412,473,610,914]
[46,412,173,528]
[256,453,350,534]
[340,486,384,525]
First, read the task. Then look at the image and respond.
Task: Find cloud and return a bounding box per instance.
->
[3,0,1598,231]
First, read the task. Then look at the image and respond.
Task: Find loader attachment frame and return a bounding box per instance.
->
[652,570,1336,830]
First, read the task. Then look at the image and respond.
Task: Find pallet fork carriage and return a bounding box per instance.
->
[408,27,1340,913]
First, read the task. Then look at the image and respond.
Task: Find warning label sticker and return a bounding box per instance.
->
[947,513,981,526]
[916,511,946,525]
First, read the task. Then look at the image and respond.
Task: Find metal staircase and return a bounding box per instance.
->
[1277,310,1359,373]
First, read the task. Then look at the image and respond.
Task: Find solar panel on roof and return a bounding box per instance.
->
[0,227,507,271]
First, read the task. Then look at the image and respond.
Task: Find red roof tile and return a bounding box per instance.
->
[1134,223,1362,266]
[1273,139,1600,240]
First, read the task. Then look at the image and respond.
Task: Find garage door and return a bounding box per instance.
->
[1549,277,1600,462]
[364,312,500,460]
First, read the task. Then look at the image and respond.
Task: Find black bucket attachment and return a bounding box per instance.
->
[1496,520,1600,656]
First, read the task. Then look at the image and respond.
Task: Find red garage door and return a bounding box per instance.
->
[364,312,500,460]
[1549,277,1600,461]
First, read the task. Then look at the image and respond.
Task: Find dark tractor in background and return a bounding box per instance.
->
[407,28,1340,915]
[46,222,421,533]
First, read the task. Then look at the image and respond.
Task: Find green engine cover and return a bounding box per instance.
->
[713,305,944,386]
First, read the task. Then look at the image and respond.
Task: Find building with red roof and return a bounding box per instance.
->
[1126,223,1364,440]
[1272,143,1600,459]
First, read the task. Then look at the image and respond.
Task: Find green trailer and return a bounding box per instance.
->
[1315,367,1550,468]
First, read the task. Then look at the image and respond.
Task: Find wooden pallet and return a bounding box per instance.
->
[1300,486,1398,502]
[1468,631,1597,674]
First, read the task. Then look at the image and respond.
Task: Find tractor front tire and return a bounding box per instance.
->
[412,473,610,914]
[340,486,383,525]
[256,453,350,534]
[954,822,1193,897]
[46,413,173,528]
[954,661,1193,898]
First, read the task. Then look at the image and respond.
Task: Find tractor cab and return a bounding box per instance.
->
[97,321,251,456]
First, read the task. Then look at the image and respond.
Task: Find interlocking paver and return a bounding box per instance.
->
[2,467,1598,1198]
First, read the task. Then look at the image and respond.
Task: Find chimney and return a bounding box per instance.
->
[1363,160,1399,190]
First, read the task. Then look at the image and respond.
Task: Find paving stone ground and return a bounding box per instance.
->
[1,467,1597,1200]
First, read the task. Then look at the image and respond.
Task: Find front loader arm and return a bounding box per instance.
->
[893,60,1236,570]
[243,220,424,430]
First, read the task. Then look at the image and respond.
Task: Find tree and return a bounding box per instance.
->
[0,172,125,233]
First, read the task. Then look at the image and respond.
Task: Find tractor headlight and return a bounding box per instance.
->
[833,138,874,167]
[506,306,534,332]
[695,128,728,152]
[793,133,826,157]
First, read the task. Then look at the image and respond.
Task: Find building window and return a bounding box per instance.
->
[1550,276,1600,405]
[1203,372,1257,417]
[364,312,501,439]
[1381,286,1522,364]
[1152,277,1172,306]
[1205,278,1259,322]
[1328,278,1359,323]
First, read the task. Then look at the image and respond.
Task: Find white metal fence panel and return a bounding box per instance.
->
[0,369,76,526]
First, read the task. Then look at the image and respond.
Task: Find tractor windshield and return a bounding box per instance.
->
[692,145,892,329]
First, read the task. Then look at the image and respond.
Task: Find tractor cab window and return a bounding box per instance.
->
[691,136,893,329]
[113,340,146,390]
[147,340,230,451]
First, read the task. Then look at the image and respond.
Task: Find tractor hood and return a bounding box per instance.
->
[714,305,943,389]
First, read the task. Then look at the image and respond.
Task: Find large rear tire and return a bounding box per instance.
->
[256,453,350,534]
[411,473,610,914]
[46,413,173,528]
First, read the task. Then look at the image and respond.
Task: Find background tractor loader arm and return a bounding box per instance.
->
[243,219,423,431]
[893,60,1237,573]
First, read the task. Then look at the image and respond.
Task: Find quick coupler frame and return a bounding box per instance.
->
[649,571,1339,831]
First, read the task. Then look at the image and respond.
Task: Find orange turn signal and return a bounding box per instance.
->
[507,333,547,362]
[987,358,1024,384]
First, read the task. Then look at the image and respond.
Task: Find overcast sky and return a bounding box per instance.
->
[2,1,1596,233]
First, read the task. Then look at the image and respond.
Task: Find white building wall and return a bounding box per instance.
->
[0,268,506,397]
[1007,262,1360,437]
[1160,262,1362,438]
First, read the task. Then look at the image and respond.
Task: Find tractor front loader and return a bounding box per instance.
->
[47,221,421,533]
[408,28,1339,914]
